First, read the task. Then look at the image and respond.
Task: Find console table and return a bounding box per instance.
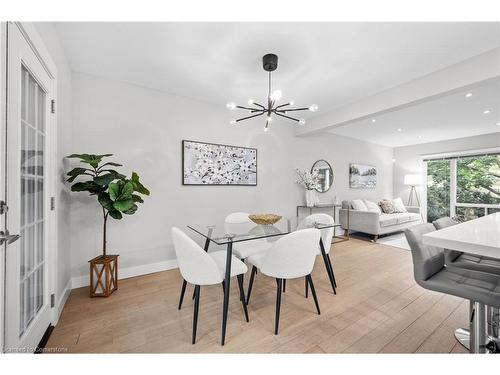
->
[296,204,349,243]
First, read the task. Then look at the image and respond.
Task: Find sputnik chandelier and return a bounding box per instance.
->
[227,53,318,131]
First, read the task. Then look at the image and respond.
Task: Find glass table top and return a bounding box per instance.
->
[187,217,341,245]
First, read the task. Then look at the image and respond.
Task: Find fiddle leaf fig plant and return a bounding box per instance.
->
[66,154,150,257]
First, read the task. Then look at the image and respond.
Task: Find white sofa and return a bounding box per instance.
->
[339,200,421,241]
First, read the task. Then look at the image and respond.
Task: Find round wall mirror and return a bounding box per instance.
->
[311,159,334,193]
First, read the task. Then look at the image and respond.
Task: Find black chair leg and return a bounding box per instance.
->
[178,279,187,310]
[192,285,200,344]
[237,275,249,322]
[327,254,337,288]
[246,266,257,304]
[322,252,337,295]
[306,274,321,315]
[275,278,283,335]
[283,279,286,293]
[305,277,309,298]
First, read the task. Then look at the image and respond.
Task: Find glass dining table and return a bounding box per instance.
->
[186,217,340,345]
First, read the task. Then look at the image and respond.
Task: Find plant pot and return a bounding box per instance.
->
[89,254,119,297]
[305,189,319,208]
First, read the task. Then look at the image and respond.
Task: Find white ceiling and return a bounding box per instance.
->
[54,22,500,145]
[328,78,500,147]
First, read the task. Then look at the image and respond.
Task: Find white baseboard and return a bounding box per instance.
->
[53,278,72,325]
[71,259,178,289]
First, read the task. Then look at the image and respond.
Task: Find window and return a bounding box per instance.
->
[425,152,500,222]
[426,159,450,223]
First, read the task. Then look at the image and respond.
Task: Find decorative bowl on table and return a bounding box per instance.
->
[248,214,282,225]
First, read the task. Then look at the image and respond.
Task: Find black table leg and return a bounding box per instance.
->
[221,241,233,345]
[320,238,336,295]
[305,277,309,298]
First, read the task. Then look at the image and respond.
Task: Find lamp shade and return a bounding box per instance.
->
[404,174,421,186]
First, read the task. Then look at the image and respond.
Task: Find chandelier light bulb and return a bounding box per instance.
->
[248,99,254,105]
[270,89,282,101]
[226,102,236,110]
[298,119,306,126]
[309,104,319,112]
[267,115,273,122]
[289,100,294,106]
[264,127,269,132]
[229,119,237,125]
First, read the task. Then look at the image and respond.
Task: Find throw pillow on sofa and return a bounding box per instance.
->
[364,199,382,214]
[379,199,395,214]
[351,199,368,211]
[392,197,407,213]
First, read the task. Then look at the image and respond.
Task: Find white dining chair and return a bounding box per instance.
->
[301,213,337,295]
[171,227,249,344]
[224,212,273,260]
[245,228,322,335]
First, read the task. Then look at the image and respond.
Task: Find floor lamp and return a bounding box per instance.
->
[404,174,421,206]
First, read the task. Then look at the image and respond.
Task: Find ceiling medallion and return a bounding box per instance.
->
[227,53,318,132]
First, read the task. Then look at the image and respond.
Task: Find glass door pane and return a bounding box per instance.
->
[426,159,450,223]
[19,66,46,337]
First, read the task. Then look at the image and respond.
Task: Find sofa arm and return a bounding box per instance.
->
[339,209,380,234]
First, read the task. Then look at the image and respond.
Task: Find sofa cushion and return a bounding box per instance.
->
[395,212,421,224]
[379,214,398,227]
[379,212,420,227]
[379,200,395,214]
[392,197,408,213]
[364,199,382,214]
[352,199,368,211]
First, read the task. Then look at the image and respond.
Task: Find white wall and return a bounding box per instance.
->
[33,23,73,315]
[70,72,393,284]
[393,132,500,204]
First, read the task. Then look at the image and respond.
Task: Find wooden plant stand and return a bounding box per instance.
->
[89,255,119,297]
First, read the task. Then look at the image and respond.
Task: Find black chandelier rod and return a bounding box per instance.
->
[276,107,310,112]
[273,111,300,122]
[235,112,265,122]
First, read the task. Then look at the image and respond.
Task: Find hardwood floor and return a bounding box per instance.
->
[46,238,469,353]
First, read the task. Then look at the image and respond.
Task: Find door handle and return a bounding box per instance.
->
[0,230,20,245]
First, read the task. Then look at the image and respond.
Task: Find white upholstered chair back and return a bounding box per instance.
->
[261,228,321,279]
[301,213,334,254]
[171,227,223,286]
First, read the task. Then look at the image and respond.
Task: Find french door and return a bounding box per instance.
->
[2,22,56,352]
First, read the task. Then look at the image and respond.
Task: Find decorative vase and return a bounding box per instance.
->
[305,189,318,207]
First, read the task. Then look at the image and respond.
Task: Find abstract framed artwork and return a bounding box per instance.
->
[349,163,377,189]
[182,140,257,185]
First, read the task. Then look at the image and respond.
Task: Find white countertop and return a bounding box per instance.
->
[423,212,500,259]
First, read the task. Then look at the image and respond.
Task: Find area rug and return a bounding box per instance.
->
[377,232,410,250]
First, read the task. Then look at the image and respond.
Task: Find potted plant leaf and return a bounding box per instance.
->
[65,153,150,297]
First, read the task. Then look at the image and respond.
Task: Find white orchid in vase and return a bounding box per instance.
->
[295,168,321,208]
[295,168,321,190]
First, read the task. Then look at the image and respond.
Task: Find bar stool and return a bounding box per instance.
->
[433,216,500,351]
[405,224,500,353]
